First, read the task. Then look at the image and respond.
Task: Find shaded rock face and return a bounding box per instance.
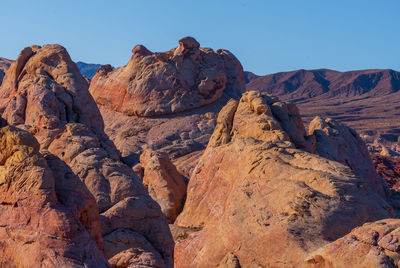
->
[309,116,388,198]
[174,91,393,267]
[305,219,400,267]
[0,45,174,267]
[140,150,187,223]
[0,126,108,267]
[90,36,244,117]
[372,155,400,190]
[0,57,12,85]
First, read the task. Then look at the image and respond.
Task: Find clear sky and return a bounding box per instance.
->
[1,0,399,75]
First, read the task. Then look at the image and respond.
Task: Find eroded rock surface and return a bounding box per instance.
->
[0,45,174,267]
[174,91,394,267]
[89,37,246,178]
[140,150,187,223]
[305,219,400,267]
[90,36,244,117]
[0,126,108,267]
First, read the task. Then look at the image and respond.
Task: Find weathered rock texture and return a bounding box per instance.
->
[309,116,388,197]
[305,219,400,267]
[372,155,400,190]
[0,57,12,85]
[89,37,245,178]
[174,91,394,267]
[0,126,109,267]
[90,37,244,117]
[0,45,174,267]
[140,150,187,223]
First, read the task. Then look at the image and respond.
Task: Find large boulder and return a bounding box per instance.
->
[88,37,246,177]
[174,91,394,267]
[0,45,174,267]
[140,150,187,223]
[0,126,108,267]
[90,36,244,117]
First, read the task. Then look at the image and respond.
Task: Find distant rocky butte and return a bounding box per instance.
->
[0,44,173,267]
[89,37,245,178]
[173,91,397,267]
[245,69,400,153]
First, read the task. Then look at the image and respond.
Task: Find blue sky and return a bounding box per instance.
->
[1,0,399,75]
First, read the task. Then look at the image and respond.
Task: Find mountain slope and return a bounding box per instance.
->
[245,69,400,146]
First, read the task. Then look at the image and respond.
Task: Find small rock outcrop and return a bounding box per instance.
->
[140,150,187,223]
[0,126,108,267]
[90,36,244,117]
[0,45,174,267]
[305,219,400,267]
[174,91,393,267]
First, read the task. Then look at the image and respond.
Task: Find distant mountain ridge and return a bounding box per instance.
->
[76,61,101,79]
[245,68,400,147]
[245,68,400,99]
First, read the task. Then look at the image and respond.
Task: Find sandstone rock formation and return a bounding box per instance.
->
[309,116,388,197]
[140,150,187,223]
[0,126,108,267]
[174,91,394,267]
[305,219,400,267]
[90,36,244,117]
[0,57,12,85]
[0,45,174,267]
[89,37,245,178]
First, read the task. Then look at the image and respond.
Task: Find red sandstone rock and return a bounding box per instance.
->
[89,36,244,117]
[0,45,174,267]
[0,125,108,267]
[372,155,400,190]
[174,91,394,267]
[140,150,187,223]
[90,38,245,180]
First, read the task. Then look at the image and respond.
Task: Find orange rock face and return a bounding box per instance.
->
[0,45,174,267]
[140,150,187,223]
[305,219,400,267]
[174,91,394,267]
[0,126,108,267]
[89,36,244,117]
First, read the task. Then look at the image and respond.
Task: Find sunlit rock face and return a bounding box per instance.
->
[0,45,174,267]
[173,91,394,267]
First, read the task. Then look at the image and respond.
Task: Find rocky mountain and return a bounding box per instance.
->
[245,69,400,150]
[76,61,101,79]
[89,37,245,178]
